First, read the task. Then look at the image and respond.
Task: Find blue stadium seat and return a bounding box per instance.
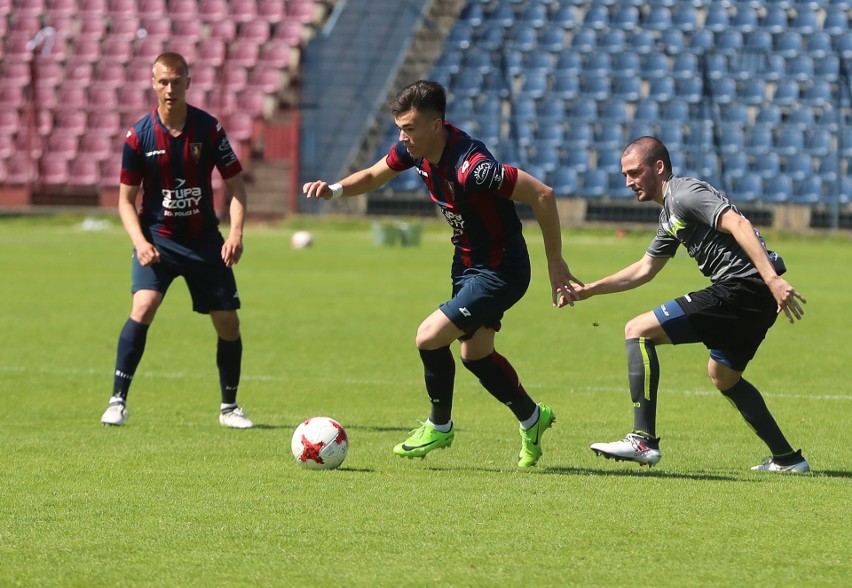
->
[503,49,525,77]
[584,52,612,76]
[824,5,849,36]
[562,148,590,174]
[596,122,624,151]
[512,96,537,124]
[454,71,484,98]
[733,175,762,203]
[491,2,516,28]
[553,4,578,29]
[514,119,535,147]
[582,73,611,102]
[583,4,609,30]
[756,104,782,125]
[612,53,641,78]
[718,122,745,154]
[763,174,792,203]
[783,154,814,182]
[578,168,609,199]
[521,70,549,100]
[642,52,670,80]
[835,33,852,58]
[704,2,730,33]
[527,49,554,74]
[609,170,631,196]
[551,70,580,100]
[509,26,538,52]
[693,149,720,180]
[675,76,703,104]
[570,27,597,53]
[711,77,736,104]
[538,96,566,125]
[556,52,582,74]
[566,122,595,149]
[464,48,494,75]
[731,4,758,33]
[478,24,505,52]
[596,148,622,170]
[775,31,804,58]
[753,151,780,179]
[538,25,566,52]
[744,123,774,156]
[772,79,800,107]
[446,23,474,50]
[672,52,699,80]
[613,75,642,102]
[600,99,628,123]
[785,54,814,82]
[627,121,656,141]
[807,31,833,58]
[521,3,548,28]
[598,28,627,54]
[530,147,560,173]
[791,179,822,205]
[552,167,579,196]
[814,54,840,82]
[791,5,818,35]
[633,98,660,122]
[649,77,676,102]
[722,152,748,181]
[721,103,749,126]
[744,30,773,53]
[739,77,767,106]
[536,123,564,149]
[642,5,672,31]
[458,3,485,27]
[566,96,598,123]
[805,127,833,158]
[660,98,690,123]
[611,5,640,30]
[803,80,833,108]
[628,29,656,54]
[716,30,744,56]
[689,28,715,53]
[760,5,788,35]
[477,117,503,145]
[658,124,684,151]
[671,3,698,32]
[660,28,686,54]
[787,105,815,129]
[446,97,474,122]
[776,126,805,157]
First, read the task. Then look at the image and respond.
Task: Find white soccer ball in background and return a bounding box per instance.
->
[290,230,313,249]
[291,416,349,470]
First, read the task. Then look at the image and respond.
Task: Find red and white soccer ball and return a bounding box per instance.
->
[290,230,313,249]
[291,416,349,470]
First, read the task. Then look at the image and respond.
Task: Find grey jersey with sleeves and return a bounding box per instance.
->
[646,175,768,283]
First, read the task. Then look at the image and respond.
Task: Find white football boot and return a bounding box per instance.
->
[590,433,662,466]
[101,398,128,426]
[751,451,810,473]
[220,407,254,429]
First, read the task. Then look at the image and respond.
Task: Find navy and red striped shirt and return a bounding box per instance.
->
[386,123,525,268]
[121,105,242,240]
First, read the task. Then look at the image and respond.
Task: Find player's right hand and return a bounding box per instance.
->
[135,241,160,267]
[302,180,333,200]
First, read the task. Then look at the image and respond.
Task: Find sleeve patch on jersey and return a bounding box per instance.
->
[469,160,505,192]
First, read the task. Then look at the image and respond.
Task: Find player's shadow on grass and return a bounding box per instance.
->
[543,466,738,481]
[345,424,413,433]
[806,470,852,479]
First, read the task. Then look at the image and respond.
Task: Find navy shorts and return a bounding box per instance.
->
[653,278,778,371]
[439,260,531,340]
[131,231,240,314]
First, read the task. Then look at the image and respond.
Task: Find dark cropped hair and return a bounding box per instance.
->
[623,136,672,173]
[390,80,446,121]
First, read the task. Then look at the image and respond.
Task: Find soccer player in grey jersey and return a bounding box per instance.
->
[575,137,809,473]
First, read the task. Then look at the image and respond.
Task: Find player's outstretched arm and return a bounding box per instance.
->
[303,158,399,200]
[118,182,160,267]
[510,169,584,308]
[221,173,247,267]
[575,254,668,301]
[717,209,806,323]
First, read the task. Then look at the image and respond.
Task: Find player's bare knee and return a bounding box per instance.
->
[624,317,645,339]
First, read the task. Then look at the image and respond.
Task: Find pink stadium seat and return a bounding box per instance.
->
[0,0,9,15]
[124,58,152,88]
[165,37,198,63]
[238,20,270,44]
[0,86,25,109]
[249,64,282,94]
[36,108,54,134]
[102,36,134,64]
[134,36,165,61]
[197,38,226,67]
[1,59,32,88]
[46,133,80,160]
[64,58,95,84]
[139,18,170,41]
[40,158,70,185]
[109,0,139,19]
[231,0,258,23]
[272,20,304,47]
[237,90,267,117]
[0,157,7,183]
[198,0,229,22]
[287,0,317,25]
[109,16,142,41]
[88,86,120,111]
[89,110,122,134]
[258,42,292,69]
[258,0,285,24]
[208,20,236,42]
[189,64,217,92]
[47,0,77,18]
[11,13,44,36]
[79,0,108,18]
[169,0,199,21]
[55,85,88,113]
[78,134,114,163]
[5,32,36,62]
[78,15,108,39]
[117,86,152,114]
[137,0,166,20]
[0,110,19,134]
[5,153,35,184]
[221,65,249,92]
[53,110,88,136]
[67,159,101,186]
[99,154,122,187]
[227,40,259,69]
[70,37,103,63]
[93,62,127,85]
[0,128,17,160]
[173,19,203,41]
[13,0,45,18]
[224,112,253,141]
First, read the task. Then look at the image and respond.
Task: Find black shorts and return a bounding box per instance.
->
[653,278,778,371]
[439,260,531,340]
[131,231,240,314]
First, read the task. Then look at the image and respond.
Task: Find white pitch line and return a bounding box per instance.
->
[2,366,850,402]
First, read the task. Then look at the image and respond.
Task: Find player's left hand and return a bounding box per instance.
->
[769,276,807,323]
[222,238,244,267]
[550,260,585,308]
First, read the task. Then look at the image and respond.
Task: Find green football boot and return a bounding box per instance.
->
[393,421,454,458]
[517,403,555,468]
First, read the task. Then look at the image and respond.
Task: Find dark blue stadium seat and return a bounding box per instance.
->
[761,5,788,35]
[538,25,566,52]
[581,73,611,102]
[786,54,814,82]
[753,151,781,179]
[583,4,609,30]
[732,4,758,33]
[803,80,833,108]
[628,29,656,54]
[775,31,804,58]
[642,52,670,79]
[611,5,640,30]
[671,3,698,32]
[776,126,805,157]
[783,154,814,182]
[744,123,774,156]
[733,174,762,203]
[578,168,608,199]
[633,98,660,122]
[584,52,612,76]
[565,122,595,149]
[704,2,730,33]
[562,148,590,174]
[552,167,578,196]
[613,75,642,101]
[763,173,792,203]
[805,127,834,158]
[649,77,676,102]
[772,79,800,107]
[551,70,580,99]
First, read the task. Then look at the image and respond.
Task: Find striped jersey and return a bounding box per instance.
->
[386,123,524,268]
[120,105,242,240]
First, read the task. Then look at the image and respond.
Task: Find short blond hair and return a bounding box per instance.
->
[153,52,189,76]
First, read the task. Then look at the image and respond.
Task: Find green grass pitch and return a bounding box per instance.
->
[0,214,849,586]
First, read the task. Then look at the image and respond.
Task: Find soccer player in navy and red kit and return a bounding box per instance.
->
[100,52,253,429]
[304,81,583,467]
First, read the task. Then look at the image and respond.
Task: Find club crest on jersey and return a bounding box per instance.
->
[190,143,202,162]
[473,161,492,185]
